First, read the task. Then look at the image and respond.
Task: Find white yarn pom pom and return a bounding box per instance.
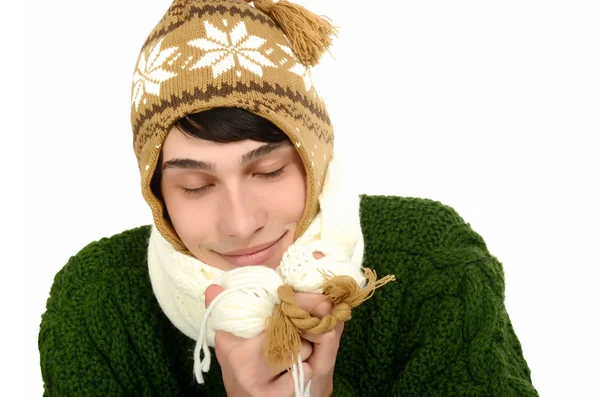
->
[209,267,283,342]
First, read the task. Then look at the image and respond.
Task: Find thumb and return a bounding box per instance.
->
[205,284,224,308]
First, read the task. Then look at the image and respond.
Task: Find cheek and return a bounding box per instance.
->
[290,175,307,219]
[163,193,213,246]
[264,168,306,221]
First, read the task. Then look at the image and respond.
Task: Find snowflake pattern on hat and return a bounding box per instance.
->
[132,38,179,110]
[278,43,314,92]
[189,20,276,78]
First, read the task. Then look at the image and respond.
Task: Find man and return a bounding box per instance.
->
[39,1,539,396]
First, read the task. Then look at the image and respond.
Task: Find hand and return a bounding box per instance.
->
[205,284,314,397]
[294,292,344,397]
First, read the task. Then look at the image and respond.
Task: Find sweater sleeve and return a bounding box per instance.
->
[390,217,539,396]
[38,234,182,397]
[331,374,360,396]
[39,255,128,396]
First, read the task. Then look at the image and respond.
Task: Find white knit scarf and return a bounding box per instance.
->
[147,154,364,396]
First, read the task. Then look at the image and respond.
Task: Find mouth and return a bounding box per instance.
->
[216,232,287,267]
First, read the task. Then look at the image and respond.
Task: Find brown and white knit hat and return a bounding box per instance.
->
[130,0,337,254]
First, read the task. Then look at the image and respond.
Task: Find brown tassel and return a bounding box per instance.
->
[247,0,338,66]
[320,268,396,308]
[264,298,301,370]
[264,270,395,368]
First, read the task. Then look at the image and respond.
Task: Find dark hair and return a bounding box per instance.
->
[150,107,288,200]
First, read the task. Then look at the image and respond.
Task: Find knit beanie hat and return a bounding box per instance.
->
[130,0,337,253]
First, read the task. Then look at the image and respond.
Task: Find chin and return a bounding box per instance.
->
[264,254,284,270]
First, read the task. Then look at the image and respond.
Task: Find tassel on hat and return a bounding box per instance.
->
[246,0,338,66]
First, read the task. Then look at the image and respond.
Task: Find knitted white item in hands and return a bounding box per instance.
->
[147,153,364,396]
[148,227,225,344]
[279,151,365,292]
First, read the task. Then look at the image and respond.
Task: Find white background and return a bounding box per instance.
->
[8,0,600,395]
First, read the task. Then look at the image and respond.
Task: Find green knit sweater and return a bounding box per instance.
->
[39,196,539,396]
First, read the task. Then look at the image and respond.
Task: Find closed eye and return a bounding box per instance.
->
[182,185,213,196]
[181,166,285,196]
[256,167,285,179]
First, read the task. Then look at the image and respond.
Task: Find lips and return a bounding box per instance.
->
[221,238,281,256]
[217,233,287,267]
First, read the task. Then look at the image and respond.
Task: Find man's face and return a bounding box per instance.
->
[160,126,306,271]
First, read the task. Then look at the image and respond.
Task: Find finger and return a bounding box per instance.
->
[303,322,344,375]
[300,321,344,344]
[271,362,313,397]
[298,338,314,364]
[214,326,258,347]
[269,338,313,377]
[294,292,333,319]
[214,332,312,378]
[205,284,224,307]
[214,330,264,372]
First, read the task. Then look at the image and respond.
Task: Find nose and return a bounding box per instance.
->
[218,185,265,239]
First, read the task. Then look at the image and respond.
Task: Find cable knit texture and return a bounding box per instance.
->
[39,195,539,396]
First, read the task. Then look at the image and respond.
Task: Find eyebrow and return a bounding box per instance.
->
[240,141,286,165]
[162,158,215,172]
[162,141,287,172]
